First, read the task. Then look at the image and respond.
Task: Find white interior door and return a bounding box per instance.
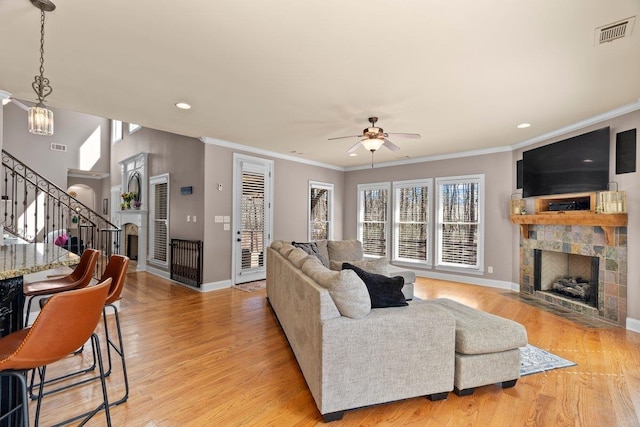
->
[233,154,273,284]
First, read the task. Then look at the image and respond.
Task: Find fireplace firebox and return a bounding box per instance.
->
[533,249,599,308]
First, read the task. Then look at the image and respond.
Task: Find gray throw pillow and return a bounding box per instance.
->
[302,261,371,319]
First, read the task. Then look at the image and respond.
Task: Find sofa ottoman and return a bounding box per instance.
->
[430,298,528,396]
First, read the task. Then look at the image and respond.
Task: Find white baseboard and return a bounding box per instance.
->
[415,270,519,291]
[626,317,640,334]
[138,265,232,292]
[199,280,232,292]
[145,265,170,279]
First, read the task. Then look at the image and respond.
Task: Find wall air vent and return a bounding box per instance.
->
[50,143,67,152]
[595,17,635,44]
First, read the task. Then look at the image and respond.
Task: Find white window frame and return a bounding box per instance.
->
[128,123,142,134]
[392,178,432,266]
[149,173,170,267]
[435,174,484,273]
[111,120,123,144]
[357,182,391,258]
[308,181,333,241]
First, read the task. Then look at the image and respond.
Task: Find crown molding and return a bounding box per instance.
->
[201,101,640,172]
[200,136,345,171]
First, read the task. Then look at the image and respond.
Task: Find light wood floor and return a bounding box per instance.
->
[31,272,640,426]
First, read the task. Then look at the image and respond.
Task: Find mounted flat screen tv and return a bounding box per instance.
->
[522,127,610,197]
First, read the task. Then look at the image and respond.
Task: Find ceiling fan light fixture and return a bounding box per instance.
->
[362,138,384,152]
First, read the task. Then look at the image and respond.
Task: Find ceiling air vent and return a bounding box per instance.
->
[50,143,67,152]
[596,17,635,44]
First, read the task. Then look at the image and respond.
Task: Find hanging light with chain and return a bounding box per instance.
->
[28,0,56,136]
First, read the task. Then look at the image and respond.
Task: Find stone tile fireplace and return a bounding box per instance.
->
[519,224,627,326]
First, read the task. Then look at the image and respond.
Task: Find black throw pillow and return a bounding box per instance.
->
[342,262,408,308]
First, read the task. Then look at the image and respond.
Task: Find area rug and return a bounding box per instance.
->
[520,344,577,376]
[234,280,266,292]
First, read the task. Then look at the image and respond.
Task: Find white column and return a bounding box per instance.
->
[0,90,11,152]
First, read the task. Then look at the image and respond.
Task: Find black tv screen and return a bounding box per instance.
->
[522,127,610,197]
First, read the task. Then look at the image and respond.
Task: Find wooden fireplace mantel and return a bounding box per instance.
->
[510,212,628,246]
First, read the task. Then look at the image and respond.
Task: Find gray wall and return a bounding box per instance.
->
[3,101,110,190]
[203,143,345,284]
[110,126,205,244]
[512,110,640,320]
[344,151,514,283]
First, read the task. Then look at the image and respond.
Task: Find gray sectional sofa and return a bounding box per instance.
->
[266,240,456,421]
[266,239,528,421]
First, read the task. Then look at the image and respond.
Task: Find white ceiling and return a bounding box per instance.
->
[1,0,639,168]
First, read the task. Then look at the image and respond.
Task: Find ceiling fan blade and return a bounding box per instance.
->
[328,134,364,141]
[383,138,401,152]
[385,132,421,139]
[346,141,362,154]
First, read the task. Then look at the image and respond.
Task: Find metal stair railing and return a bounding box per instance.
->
[1,149,121,278]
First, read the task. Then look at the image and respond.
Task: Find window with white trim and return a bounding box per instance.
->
[149,174,169,266]
[111,120,122,144]
[435,175,484,271]
[308,181,333,241]
[393,179,432,265]
[128,123,141,134]
[357,182,390,257]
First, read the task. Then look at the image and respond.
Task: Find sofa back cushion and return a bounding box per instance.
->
[329,257,389,276]
[327,240,363,262]
[302,257,371,319]
[288,247,313,269]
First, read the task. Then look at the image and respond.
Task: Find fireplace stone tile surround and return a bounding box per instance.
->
[519,224,627,326]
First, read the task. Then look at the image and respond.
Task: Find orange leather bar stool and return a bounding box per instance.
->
[29,255,131,405]
[23,249,99,326]
[101,255,130,406]
[0,279,112,427]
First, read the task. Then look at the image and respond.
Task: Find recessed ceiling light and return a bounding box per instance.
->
[349,153,357,157]
[175,102,191,110]
[517,123,531,129]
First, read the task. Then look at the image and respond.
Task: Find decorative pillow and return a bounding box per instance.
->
[271,240,284,250]
[292,241,323,261]
[315,240,330,268]
[302,262,371,319]
[327,240,363,262]
[342,263,407,308]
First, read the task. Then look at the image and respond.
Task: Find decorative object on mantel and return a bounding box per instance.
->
[598,182,626,214]
[121,192,137,209]
[510,192,526,215]
[510,191,627,246]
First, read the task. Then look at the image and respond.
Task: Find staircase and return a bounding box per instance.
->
[1,149,121,278]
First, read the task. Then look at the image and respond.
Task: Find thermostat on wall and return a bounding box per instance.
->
[180,186,193,195]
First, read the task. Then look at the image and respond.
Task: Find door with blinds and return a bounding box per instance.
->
[233,155,273,284]
[149,174,169,266]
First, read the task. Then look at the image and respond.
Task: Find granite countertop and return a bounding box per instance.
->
[0,242,80,280]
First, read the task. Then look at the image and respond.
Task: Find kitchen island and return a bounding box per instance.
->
[0,242,80,426]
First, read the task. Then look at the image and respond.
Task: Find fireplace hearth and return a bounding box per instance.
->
[519,224,627,326]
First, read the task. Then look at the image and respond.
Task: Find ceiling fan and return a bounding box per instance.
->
[328,117,421,166]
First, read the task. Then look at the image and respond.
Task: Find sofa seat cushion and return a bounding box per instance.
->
[302,257,371,319]
[387,265,416,285]
[342,263,407,309]
[431,299,527,355]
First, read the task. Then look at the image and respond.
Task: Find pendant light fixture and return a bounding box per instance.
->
[28,0,56,136]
